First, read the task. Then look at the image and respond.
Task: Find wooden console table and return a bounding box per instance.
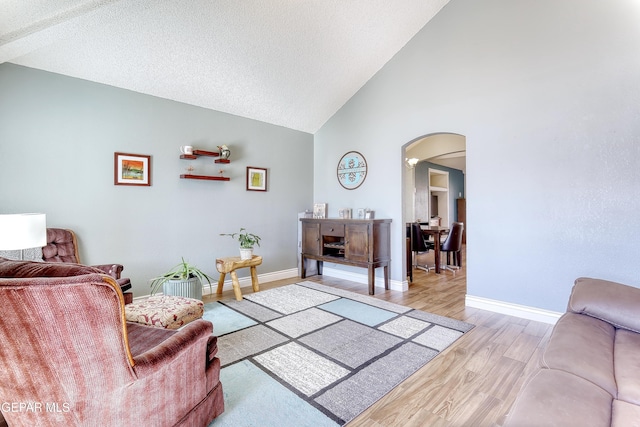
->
[300,218,391,295]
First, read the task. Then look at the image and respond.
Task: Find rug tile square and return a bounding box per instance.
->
[314,342,439,422]
[219,298,282,322]
[267,307,342,338]
[202,301,258,336]
[212,360,338,427]
[318,298,397,326]
[413,325,464,351]
[217,324,288,367]
[299,281,411,314]
[254,342,350,397]
[244,284,340,314]
[378,315,432,339]
[300,319,402,369]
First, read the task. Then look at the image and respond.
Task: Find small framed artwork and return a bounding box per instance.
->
[357,208,366,219]
[338,208,352,219]
[114,152,151,186]
[313,203,327,219]
[247,167,267,191]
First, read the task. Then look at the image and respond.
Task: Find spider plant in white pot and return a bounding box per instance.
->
[220,228,261,260]
[150,257,214,300]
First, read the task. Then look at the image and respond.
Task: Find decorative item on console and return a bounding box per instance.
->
[356,208,374,219]
[313,203,327,219]
[338,208,352,219]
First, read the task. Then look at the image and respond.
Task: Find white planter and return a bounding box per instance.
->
[163,276,202,300]
[239,247,253,260]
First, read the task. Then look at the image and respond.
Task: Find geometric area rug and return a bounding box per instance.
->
[206,281,474,427]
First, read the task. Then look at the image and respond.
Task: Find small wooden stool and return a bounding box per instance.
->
[216,255,263,301]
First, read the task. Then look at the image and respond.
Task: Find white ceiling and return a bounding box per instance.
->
[1,0,450,133]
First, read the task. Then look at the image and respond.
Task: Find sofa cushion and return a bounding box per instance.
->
[612,400,640,427]
[506,369,613,427]
[570,277,640,333]
[542,311,617,396]
[0,257,103,278]
[614,329,640,405]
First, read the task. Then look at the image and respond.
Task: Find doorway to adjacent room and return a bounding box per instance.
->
[402,133,467,294]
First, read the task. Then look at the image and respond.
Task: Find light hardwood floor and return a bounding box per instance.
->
[205,246,553,426]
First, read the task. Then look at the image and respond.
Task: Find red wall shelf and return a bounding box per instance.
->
[180,174,230,181]
[180,149,230,181]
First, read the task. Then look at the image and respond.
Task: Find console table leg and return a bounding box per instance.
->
[384,265,389,290]
[368,265,375,295]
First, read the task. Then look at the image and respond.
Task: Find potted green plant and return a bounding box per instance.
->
[150,257,214,300]
[220,228,261,260]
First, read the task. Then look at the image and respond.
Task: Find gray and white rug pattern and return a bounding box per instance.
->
[206,281,474,426]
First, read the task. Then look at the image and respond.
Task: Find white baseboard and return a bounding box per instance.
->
[322,267,407,292]
[207,268,299,295]
[465,294,562,325]
[134,269,560,326]
[134,268,300,301]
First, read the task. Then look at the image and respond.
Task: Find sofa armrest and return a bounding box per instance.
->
[568,277,640,332]
[92,263,124,279]
[132,319,213,375]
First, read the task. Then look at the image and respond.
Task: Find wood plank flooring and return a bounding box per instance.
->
[205,245,553,426]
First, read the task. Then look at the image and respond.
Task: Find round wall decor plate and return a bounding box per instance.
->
[337,151,367,190]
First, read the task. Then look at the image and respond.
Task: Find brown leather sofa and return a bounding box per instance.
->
[505,277,640,426]
[0,258,224,426]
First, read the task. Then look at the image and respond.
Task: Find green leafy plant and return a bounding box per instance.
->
[220,228,261,249]
[150,257,214,295]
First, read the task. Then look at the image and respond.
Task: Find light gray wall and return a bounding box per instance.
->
[315,0,640,312]
[0,63,314,297]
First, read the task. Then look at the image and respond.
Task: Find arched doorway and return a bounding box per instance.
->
[402,133,466,289]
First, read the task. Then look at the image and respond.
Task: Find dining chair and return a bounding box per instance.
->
[410,222,434,274]
[440,222,464,273]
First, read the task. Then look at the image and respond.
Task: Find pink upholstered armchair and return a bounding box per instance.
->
[43,228,133,303]
[0,258,224,426]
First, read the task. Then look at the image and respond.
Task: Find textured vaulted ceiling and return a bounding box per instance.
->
[1,0,449,133]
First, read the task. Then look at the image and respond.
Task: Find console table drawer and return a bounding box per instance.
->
[321,223,344,237]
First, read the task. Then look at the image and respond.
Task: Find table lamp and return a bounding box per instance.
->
[0,213,47,260]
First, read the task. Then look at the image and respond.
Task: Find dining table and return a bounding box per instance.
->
[419,224,449,274]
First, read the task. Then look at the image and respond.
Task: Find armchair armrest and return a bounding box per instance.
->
[92,263,124,279]
[132,319,214,376]
[568,277,640,333]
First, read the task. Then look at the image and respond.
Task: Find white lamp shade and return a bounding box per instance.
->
[0,213,47,250]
